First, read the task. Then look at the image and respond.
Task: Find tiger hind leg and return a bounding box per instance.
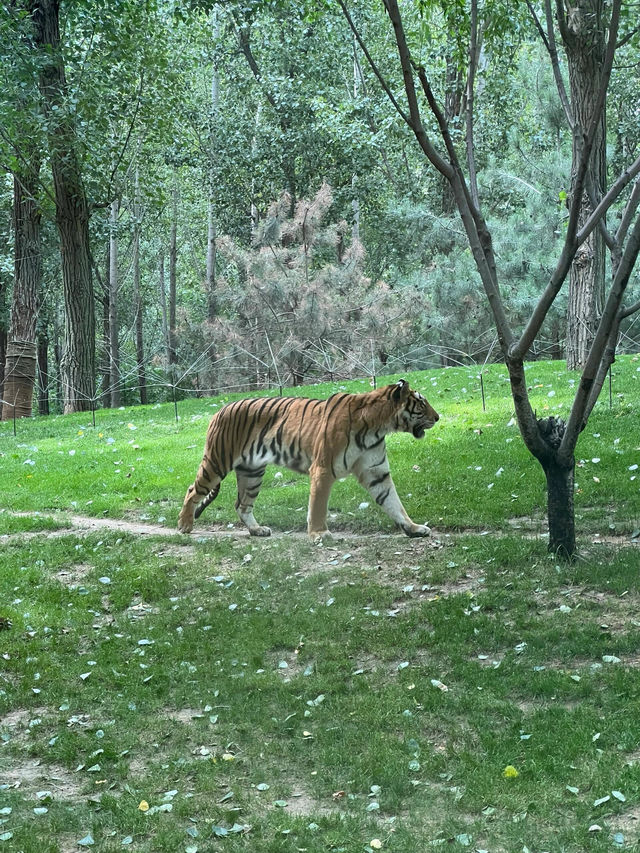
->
[235,467,271,536]
[307,464,335,539]
[177,463,222,534]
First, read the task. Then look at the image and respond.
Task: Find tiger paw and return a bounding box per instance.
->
[309,530,330,543]
[403,523,431,538]
[177,516,194,534]
[249,525,271,537]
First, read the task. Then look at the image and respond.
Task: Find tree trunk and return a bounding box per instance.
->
[158,250,170,365]
[207,10,219,326]
[37,330,50,415]
[109,199,121,408]
[2,168,41,421]
[0,326,6,402]
[133,170,147,405]
[34,0,95,414]
[250,102,262,238]
[543,458,576,559]
[0,225,7,400]
[168,180,178,367]
[563,0,606,370]
[98,251,111,408]
[52,309,62,410]
[206,200,217,324]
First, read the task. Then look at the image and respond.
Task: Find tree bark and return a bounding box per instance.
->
[158,250,170,365]
[168,179,178,367]
[543,458,576,558]
[109,199,121,407]
[133,169,147,405]
[96,251,111,408]
[537,415,576,557]
[0,217,7,399]
[562,0,607,370]
[2,167,41,421]
[37,329,50,415]
[33,0,95,413]
[207,11,219,325]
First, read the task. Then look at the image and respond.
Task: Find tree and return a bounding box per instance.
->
[184,182,431,391]
[33,0,95,413]
[340,0,640,558]
[1,2,44,421]
[2,165,41,421]
[528,0,607,370]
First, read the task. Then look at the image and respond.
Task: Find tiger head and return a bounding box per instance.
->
[392,379,440,439]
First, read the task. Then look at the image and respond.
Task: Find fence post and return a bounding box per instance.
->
[609,366,612,408]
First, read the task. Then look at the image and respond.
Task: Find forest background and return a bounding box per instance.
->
[2,0,638,419]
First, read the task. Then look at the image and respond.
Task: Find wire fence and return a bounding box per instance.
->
[1,326,628,437]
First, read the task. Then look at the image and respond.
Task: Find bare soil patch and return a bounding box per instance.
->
[55,563,94,586]
[0,759,85,801]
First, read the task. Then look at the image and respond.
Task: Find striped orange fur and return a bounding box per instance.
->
[177,379,439,538]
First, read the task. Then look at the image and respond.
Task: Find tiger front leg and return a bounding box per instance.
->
[177,483,199,534]
[307,465,335,539]
[354,456,430,538]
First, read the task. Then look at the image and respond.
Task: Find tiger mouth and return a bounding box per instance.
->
[412,425,426,439]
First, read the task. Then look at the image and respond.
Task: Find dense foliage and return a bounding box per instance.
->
[0,0,638,412]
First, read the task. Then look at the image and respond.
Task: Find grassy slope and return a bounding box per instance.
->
[1,358,639,852]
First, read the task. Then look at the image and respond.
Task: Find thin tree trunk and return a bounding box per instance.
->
[0,327,6,402]
[109,198,121,407]
[34,0,95,413]
[158,250,170,365]
[133,169,147,405]
[351,35,361,243]
[206,204,217,323]
[0,216,7,399]
[37,329,50,415]
[250,102,262,238]
[2,168,41,421]
[207,10,219,325]
[52,307,62,411]
[99,251,111,408]
[168,178,178,367]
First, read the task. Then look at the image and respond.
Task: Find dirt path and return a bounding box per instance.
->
[1,510,638,549]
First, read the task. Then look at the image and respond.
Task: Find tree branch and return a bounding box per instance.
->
[577,154,640,246]
[616,176,640,249]
[465,0,480,208]
[527,0,574,129]
[337,0,411,126]
[554,0,571,46]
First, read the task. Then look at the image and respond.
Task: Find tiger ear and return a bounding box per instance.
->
[391,379,410,403]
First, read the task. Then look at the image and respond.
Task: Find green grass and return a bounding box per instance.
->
[1,357,639,851]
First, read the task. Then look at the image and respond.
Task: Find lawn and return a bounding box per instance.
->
[0,358,639,852]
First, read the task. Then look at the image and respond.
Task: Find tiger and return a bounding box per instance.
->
[177,378,440,539]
